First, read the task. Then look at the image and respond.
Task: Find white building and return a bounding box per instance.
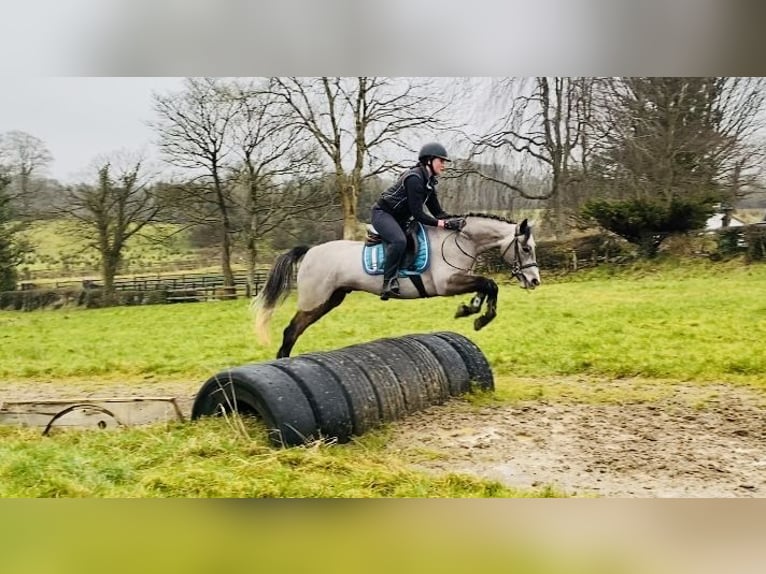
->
[705,212,746,230]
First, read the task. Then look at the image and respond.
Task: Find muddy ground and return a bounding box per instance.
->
[385,381,766,498]
[2,378,764,498]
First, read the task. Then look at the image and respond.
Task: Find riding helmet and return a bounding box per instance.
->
[418,142,450,163]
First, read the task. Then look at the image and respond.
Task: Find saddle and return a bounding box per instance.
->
[362,221,430,276]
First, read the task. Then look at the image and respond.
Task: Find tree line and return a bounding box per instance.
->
[1,77,765,301]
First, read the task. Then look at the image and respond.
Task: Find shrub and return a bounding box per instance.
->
[582,197,714,257]
[744,225,766,262]
[0,288,80,311]
[716,227,745,256]
[0,287,172,311]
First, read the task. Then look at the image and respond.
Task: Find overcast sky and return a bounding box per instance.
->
[0,77,185,183]
[1,2,758,185]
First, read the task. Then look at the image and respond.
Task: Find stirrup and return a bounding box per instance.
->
[380,277,400,300]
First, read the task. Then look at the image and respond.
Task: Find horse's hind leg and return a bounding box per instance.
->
[455,293,486,318]
[277,289,349,358]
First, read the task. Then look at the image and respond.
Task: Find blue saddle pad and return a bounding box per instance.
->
[362,222,430,276]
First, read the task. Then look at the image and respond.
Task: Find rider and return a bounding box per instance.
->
[371,142,466,300]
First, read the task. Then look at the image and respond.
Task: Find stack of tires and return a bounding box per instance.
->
[191,331,494,447]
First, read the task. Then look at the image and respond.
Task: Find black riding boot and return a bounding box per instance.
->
[380,244,402,301]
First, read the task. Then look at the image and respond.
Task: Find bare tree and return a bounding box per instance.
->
[459,77,599,236]
[0,130,53,218]
[152,77,240,286]
[590,77,766,203]
[268,77,449,239]
[579,77,766,256]
[224,79,330,290]
[699,78,766,205]
[467,78,595,198]
[438,158,547,215]
[59,155,162,304]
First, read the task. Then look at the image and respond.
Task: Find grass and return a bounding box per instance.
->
[16,219,198,274]
[2,257,765,386]
[0,418,554,498]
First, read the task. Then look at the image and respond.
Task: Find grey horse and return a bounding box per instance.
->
[253,214,540,358]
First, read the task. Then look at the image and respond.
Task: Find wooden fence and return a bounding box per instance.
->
[17,270,270,304]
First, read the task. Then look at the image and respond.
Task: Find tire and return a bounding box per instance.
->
[432,332,494,391]
[381,337,451,405]
[269,356,354,444]
[347,339,429,414]
[403,334,471,396]
[330,348,407,424]
[299,353,382,436]
[191,363,318,447]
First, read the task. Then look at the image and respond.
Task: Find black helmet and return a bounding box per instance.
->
[418,142,450,163]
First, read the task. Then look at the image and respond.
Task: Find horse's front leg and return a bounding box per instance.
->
[448,275,498,330]
[472,277,498,331]
[455,292,486,318]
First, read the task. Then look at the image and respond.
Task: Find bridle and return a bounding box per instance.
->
[500,232,539,284]
[441,227,539,279]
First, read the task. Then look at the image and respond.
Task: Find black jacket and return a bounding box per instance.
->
[376,165,448,226]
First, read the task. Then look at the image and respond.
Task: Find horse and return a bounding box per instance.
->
[252,214,540,358]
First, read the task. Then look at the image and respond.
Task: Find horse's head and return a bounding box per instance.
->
[501,219,540,289]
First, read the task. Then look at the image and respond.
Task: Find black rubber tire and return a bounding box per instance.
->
[269,356,354,444]
[402,333,471,396]
[348,339,429,414]
[190,363,318,447]
[330,348,407,424]
[299,353,382,436]
[381,337,451,405]
[432,332,494,391]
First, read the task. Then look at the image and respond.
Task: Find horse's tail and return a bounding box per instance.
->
[252,245,311,345]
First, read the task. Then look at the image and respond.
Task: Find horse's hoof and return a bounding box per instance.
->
[474,317,487,331]
[454,304,471,318]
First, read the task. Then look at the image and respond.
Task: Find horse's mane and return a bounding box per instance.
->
[457,212,517,224]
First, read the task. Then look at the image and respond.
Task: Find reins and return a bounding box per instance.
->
[439,220,539,279]
[441,230,476,272]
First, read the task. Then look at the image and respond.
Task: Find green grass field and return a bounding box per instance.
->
[1,256,765,497]
[17,220,198,275]
[2,258,765,385]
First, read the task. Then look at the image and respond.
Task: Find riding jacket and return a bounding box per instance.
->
[375,165,448,226]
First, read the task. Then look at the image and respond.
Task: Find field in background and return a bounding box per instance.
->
[16,209,766,284]
[3,256,765,385]
[16,220,209,280]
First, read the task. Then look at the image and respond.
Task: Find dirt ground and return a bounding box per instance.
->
[385,380,766,498]
[2,378,765,498]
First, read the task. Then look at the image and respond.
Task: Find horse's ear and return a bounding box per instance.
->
[519,218,529,236]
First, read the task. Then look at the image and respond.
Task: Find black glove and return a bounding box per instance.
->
[444,217,466,231]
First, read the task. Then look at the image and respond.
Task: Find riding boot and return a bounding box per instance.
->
[380,244,402,301]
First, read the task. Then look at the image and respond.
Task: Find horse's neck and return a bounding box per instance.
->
[467,218,515,252]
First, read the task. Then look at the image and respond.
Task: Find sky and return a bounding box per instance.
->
[0,77,185,183]
[1,1,761,184]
